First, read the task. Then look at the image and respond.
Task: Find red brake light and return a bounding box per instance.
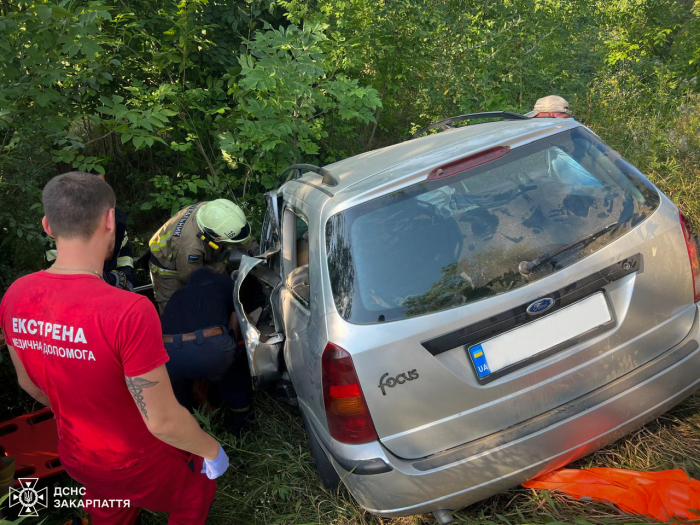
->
[428,146,510,180]
[321,343,378,444]
[679,212,700,303]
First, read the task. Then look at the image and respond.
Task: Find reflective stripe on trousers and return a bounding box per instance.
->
[148,261,178,277]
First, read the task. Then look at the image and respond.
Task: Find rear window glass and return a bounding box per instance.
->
[326,127,660,324]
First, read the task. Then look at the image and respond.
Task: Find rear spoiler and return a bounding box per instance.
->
[411,111,530,139]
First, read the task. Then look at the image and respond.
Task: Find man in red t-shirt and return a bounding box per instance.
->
[0,172,229,524]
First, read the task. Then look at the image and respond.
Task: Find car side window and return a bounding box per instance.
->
[282,207,310,307]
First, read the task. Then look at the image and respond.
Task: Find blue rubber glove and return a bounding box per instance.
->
[201,445,229,480]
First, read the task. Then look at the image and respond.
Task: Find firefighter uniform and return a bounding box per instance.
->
[149,203,224,312]
[150,199,254,312]
[44,207,135,290]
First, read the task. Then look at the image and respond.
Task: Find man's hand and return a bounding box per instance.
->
[125,365,220,460]
[222,248,245,268]
[201,445,229,479]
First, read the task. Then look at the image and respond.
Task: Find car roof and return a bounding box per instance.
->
[276,118,587,221]
[283,118,582,207]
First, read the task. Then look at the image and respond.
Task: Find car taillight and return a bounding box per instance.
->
[428,146,510,180]
[680,212,700,303]
[321,343,378,444]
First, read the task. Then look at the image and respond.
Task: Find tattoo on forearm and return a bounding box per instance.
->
[125,376,159,420]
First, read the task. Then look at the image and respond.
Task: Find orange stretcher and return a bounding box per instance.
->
[523,467,700,522]
[0,408,63,487]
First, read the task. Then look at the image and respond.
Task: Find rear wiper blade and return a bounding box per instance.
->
[518,222,619,276]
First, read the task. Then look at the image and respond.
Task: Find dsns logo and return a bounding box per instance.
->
[378,370,419,395]
[9,478,48,517]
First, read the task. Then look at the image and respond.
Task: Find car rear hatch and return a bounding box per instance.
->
[324,126,698,459]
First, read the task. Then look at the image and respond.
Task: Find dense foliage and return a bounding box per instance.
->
[1,0,698,287]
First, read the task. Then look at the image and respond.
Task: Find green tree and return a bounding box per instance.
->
[0,0,379,285]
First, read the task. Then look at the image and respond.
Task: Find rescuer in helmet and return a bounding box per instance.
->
[149,199,253,312]
[527,95,573,118]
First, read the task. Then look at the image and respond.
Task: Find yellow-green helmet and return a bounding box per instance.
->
[196,199,251,244]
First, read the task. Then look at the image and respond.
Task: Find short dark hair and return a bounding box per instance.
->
[42,172,116,239]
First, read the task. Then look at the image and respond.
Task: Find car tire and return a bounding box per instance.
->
[302,413,341,490]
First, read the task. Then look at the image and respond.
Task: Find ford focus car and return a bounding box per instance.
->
[233,113,700,523]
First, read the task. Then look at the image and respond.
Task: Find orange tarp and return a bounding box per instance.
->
[523,468,700,522]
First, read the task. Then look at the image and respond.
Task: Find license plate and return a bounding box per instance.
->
[468,292,612,380]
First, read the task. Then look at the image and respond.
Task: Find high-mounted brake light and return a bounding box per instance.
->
[428,146,511,180]
[679,212,700,303]
[322,343,378,444]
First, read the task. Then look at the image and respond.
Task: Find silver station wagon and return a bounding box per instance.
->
[232,113,700,523]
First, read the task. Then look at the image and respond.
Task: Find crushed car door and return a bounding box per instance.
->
[232,191,285,390]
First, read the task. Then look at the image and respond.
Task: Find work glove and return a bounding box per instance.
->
[201,445,229,480]
[223,248,246,272]
[223,248,245,265]
[104,270,132,290]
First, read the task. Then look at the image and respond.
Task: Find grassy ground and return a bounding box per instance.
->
[166,393,700,525]
[6,388,696,525]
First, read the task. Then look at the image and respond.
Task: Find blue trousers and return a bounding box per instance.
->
[164,326,251,422]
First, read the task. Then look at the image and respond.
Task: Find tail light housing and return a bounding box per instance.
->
[321,343,378,444]
[428,146,510,180]
[679,212,700,303]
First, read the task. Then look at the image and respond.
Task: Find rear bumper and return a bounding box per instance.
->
[319,305,700,517]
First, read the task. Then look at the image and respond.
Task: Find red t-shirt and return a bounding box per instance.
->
[0,272,170,469]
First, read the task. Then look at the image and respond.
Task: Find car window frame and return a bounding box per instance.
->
[281,203,311,311]
[259,192,282,255]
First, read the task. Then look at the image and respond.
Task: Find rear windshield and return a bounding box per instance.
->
[325,127,660,324]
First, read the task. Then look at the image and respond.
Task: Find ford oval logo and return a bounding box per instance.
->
[526,297,555,315]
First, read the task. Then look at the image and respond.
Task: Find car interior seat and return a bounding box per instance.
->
[297,235,309,267]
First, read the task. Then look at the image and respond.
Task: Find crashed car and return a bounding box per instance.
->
[233,112,700,523]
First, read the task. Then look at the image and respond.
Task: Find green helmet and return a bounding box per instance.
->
[196,199,251,245]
